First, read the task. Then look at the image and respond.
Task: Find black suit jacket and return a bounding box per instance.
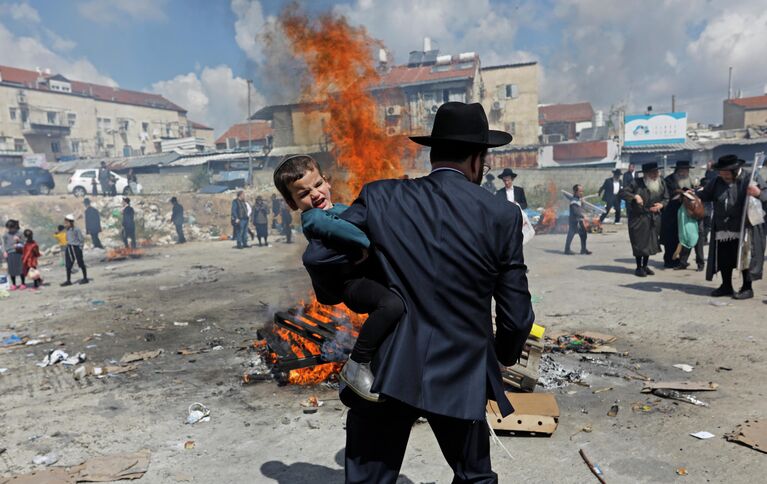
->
[622,171,636,188]
[495,185,528,210]
[342,169,534,420]
[84,206,101,235]
[599,177,622,202]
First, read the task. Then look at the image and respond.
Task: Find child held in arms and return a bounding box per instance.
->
[274,155,404,402]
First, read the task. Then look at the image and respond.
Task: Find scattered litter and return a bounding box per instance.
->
[690,431,715,440]
[531,295,544,304]
[173,322,189,327]
[73,364,138,380]
[488,392,560,435]
[2,335,22,346]
[0,368,8,374]
[578,448,606,484]
[90,300,105,306]
[62,353,86,366]
[7,449,151,483]
[37,349,69,367]
[717,366,732,372]
[676,468,688,476]
[184,440,195,449]
[300,396,324,408]
[725,420,767,454]
[673,364,694,372]
[31,452,60,466]
[607,402,620,417]
[547,331,617,354]
[652,389,709,407]
[631,402,655,413]
[185,402,210,425]
[592,387,612,394]
[25,339,45,346]
[210,345,223,351]
[642,381,718,392]
[120,349,163,364]
[707,298,730,307]
[570,424,593,441]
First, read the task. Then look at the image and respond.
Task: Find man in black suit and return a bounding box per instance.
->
[340,102,534,483]
[623,162,637,188]
[598,169,623,224]
[495,168,528,209]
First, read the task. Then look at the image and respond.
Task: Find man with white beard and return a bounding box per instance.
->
[661,161,703,269]
[622,162,670,277]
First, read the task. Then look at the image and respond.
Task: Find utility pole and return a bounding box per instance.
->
[247,79,253,186]
[671,94,676,112]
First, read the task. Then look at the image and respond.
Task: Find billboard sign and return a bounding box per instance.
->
[22,153,48,168]
[624,112,687,146]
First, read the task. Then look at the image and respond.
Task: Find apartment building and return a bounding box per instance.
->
[0,64,194,165]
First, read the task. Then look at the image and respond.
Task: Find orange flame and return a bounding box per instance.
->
[272,296,368,385]
[106,247,144,260]
[534,181,560,234]
[280,7,416,201]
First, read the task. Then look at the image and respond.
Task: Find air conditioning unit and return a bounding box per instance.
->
[386,126,401,136]
[492,101,502,112]
[542,133,565,144]
[385,105,402,117]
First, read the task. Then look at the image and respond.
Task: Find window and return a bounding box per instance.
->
[119,119,130,131]
[20,108,28,122]
[14,139,24,151]
[227,137,238,149]
[67,113,76,127]
[97,117,112,131]
[141,122,149,132]
[71,140,80,153]
[504,84,518,99]
[82,170,96,178]
[51,141,61,153]
[9,107,16,121]
[47,111,57,124]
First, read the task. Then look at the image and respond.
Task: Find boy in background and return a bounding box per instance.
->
[565,184,592,255]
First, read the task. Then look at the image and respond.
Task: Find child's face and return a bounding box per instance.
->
[287,168,332,211]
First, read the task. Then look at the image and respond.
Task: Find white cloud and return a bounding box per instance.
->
[0,21,116,86]
[231,0,268,63]
[77,0,167,24]
[44,28,76,52]
[151,65,263,136]
[0,2,40,23]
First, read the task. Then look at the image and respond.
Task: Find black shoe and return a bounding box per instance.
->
[711,286,734,297]
[564,250,575,255]
[580,250,593,255]
[673,263,690,271]
[733,289,754,300]
[60,281,72,287]
[644,267,655,276]
[635,267,647,277]
[79,278,89,284]
[696,264,705,272]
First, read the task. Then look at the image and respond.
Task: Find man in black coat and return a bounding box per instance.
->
[598,169,623,224]
[623,162,637,187]
[121,197,136,249]
[83,198,103,249]
[495,167,528,209]
[660,160,694,268]
[340,102,534,483]
[170,197,186,244]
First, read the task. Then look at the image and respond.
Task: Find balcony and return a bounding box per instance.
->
[22,121,71,137]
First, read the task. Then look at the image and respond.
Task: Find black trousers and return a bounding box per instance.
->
[600,197,621,223]
[565,222,587,253]
[90,233,103,249]
[174,222,186,243]
[122,226,136,249]
[341,278,404,364]
[65,245,87,281]
[345,395,496,484]
[255,223,268,245]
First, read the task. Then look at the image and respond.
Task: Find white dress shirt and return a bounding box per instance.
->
[505,187,515,203]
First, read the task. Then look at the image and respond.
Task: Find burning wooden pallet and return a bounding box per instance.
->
[253,304,360,384]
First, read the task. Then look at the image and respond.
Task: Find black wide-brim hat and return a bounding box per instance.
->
[613,169,622,175]
[674,160,692,169]
[410,102,513,148]
[642,162,659,173]
[499,168,518,179]
[712,154,745,170]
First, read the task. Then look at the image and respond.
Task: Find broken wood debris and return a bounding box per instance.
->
[725,420,767,454]
[641,381,718,393]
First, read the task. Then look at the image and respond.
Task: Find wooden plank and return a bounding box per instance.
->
[285,310,337,338]
[641,381,719,393]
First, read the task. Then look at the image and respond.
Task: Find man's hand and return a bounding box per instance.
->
[747,185,762,197]
[649,203,663,213]
[634,194,644,205]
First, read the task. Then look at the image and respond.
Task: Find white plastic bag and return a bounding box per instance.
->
[746,184,765,225]
[519,206,535,245]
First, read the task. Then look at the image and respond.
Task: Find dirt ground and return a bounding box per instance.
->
[1,219,766,483]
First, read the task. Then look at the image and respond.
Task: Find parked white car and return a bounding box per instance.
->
[67,169,143,197]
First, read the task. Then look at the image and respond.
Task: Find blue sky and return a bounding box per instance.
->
[1,0,765,134]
